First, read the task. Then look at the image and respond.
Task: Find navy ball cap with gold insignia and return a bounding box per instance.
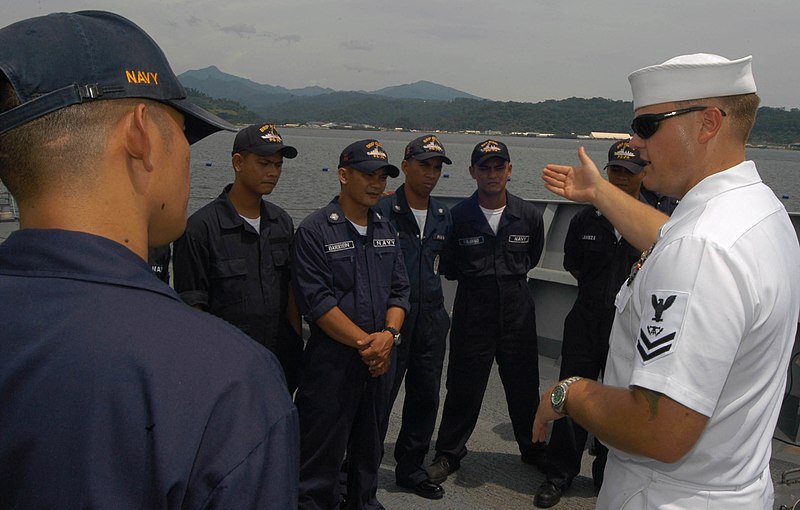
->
[232,123,298,158]
[0,10,235,143]
[605,140,649,175]
[471,139,510,167]
[339,139,400,177]
[404,135,452,165]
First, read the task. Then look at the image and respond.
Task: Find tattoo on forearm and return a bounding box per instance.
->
[637,388,663,419]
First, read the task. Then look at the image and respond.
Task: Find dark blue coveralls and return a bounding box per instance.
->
[544,200,660,490]
[148,244,171,283]
[292,197,410,510]
[173,183,303,391]
[376,184,452,486]
[0,229,299,509]
[434,191,545,465]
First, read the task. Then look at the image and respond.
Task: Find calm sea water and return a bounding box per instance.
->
[189,127,800,225]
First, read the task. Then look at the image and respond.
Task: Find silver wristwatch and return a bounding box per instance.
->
[382,326,401,345]
[550,376,583,416]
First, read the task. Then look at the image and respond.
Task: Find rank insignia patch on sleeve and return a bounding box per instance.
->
[637,291,688,364]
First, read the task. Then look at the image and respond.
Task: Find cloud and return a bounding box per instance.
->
[276,34,301,44]
[219,23,260,37]
[340,40,373,51]
[342,63,397,76]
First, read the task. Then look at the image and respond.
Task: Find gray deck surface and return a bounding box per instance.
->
[3,218,800,508]
[380,350,800,509]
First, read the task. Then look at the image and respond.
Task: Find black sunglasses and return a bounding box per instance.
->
[631,106,727,139]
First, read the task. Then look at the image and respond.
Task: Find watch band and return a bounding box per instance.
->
[551,376,583,416]
[382,326,401,345]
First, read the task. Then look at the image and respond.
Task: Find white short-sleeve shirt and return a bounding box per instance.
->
[602,161,800,497]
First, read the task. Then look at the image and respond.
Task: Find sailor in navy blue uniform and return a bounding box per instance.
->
[148,244,171,283]
[428,139,546,483]
[376,135,452,500]
[292,139,410,510]
[534,140,652,508]
[173,123,303,392]
[0,11,298,509]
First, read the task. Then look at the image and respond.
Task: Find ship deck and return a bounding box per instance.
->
[4,212,800,508]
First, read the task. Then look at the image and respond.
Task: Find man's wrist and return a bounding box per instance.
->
[382,326,401,345]
[551,376,583,416]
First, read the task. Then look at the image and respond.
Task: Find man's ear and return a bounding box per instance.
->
[124,103,155,173]
[698,107,725,144]
[338,166,348,185]
[232,152,244,173]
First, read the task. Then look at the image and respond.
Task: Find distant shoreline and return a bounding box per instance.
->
[271,122,800,151]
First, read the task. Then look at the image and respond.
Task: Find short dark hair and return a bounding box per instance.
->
[0,74,172,203]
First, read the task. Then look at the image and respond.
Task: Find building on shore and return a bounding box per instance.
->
[590,131,631,140]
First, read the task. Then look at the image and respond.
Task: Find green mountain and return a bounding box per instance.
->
[185,88,261,125]
[181,68,800,145]
[180,65,336,98]
[372,80,482,101]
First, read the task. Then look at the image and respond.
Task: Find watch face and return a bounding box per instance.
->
[551,385,566,408]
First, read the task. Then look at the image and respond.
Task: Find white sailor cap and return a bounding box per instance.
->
[628,53,757,111]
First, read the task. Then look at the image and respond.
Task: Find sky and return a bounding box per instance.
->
[3,0,799,109]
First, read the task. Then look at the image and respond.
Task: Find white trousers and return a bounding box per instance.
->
[596,452,773,509]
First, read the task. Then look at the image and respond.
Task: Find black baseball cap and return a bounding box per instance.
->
[339,139,400,177]
[232,123,298,158]
[605,140,649,175]
[404,135,452,165]
[471,139,511,167]
[0,11,235,144]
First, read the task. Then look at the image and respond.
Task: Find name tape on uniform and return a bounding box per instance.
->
[325,241,355,253]
[459,236,484,246]
[508,235,529,244]
[373,239,396,248]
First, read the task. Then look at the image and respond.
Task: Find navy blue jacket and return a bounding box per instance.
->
[564,206,642,308]
[441,191,544,281]
[292,197,410,333]
[0,229,299,509]
[173,184,295,352]
[377,185,451,309]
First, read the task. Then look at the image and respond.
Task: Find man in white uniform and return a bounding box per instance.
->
[535,53,800,509]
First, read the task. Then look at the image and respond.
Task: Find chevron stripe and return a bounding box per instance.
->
[638,330,676,362]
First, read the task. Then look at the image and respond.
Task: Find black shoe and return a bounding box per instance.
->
[426,456,458,484]
[533,481,567,508]
[397,479,445,500]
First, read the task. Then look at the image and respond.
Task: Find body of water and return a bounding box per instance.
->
[189,127,800,225]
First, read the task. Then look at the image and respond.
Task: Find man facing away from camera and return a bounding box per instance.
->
[0,11,298,509]
[535,53,800,509]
